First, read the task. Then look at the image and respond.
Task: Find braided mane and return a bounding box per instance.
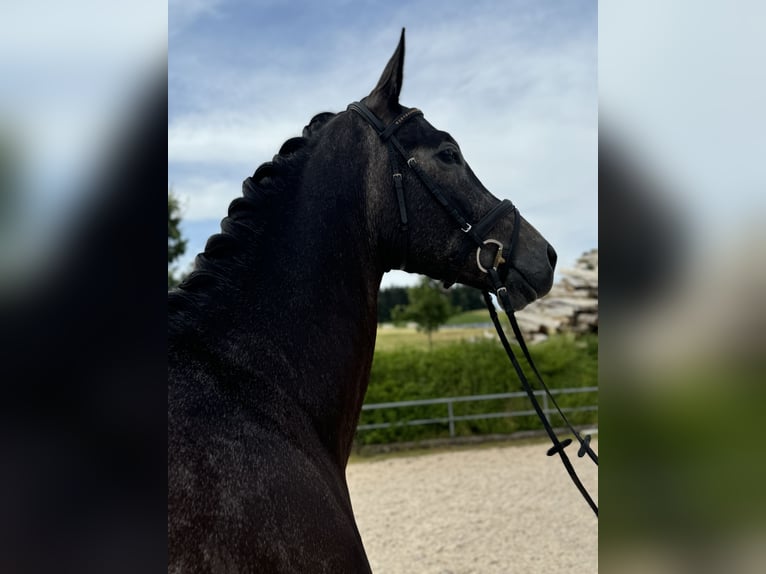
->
[169,112,337,310]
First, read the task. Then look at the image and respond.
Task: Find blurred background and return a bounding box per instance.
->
[1,0,765,572]
[600,2,766,573]
[0,2,167,573]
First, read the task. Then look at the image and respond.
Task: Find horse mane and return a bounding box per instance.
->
[169,111,337,313]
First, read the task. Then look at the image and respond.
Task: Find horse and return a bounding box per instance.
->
[168,30,557,573]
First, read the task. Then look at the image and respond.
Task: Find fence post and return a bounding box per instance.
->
[447,401,455,437]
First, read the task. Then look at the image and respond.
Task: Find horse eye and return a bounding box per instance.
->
[438,149,460,164]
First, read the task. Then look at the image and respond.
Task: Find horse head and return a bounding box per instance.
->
[354,30,557,309]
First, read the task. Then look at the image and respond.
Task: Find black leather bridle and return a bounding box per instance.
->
[347,101,518,286]
[348,101,599,517]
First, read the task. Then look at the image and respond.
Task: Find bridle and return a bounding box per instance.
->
[348,101,599,518]
[347,101,518,286]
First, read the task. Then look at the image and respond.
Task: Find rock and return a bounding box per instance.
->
[512,249,599,342]
[514,311,564,333]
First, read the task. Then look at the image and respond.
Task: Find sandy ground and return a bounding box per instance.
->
[347,439,598,574]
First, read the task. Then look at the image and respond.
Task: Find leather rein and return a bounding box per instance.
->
[348,101,598,517]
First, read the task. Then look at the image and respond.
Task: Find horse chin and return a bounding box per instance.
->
[505,280,539,311]
[493,266,540,310]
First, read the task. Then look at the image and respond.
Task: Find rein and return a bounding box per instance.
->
[348,101,598,518]
[483,291,599,517]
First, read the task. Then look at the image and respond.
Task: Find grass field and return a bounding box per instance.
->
[376,309,509,351]
[444,308,499,325]
[375,325,494,351]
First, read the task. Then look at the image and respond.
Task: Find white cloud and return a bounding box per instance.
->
[171,176,242,222]
[169,2,597,282]
[168,112,300,167]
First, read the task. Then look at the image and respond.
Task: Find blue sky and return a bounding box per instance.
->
[169,0,597,287]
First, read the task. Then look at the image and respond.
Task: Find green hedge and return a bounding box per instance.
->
[356,334,598,445]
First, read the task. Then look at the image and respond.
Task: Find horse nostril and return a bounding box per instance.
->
[547,244,558,269]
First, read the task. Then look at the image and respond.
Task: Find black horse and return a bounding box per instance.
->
[169,31,556,573]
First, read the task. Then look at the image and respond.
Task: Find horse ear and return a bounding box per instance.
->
[366,28,405,116]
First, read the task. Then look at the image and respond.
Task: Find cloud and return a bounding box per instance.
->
[171,175,241,222]
[168,112,300,167]
[169,0,226,36]
[169,1,597,283]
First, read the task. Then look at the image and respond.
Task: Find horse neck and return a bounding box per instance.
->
[181,159,384,468]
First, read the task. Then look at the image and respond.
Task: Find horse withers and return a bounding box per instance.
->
[168,30,556,573]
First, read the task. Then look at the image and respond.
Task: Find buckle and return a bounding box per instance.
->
[475,239,505,273]
[461,222,472,233]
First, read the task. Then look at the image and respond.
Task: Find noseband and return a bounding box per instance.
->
[348,101,599,518]
[347,101,518,291]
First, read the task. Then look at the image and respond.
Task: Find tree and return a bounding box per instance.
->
[448,285,485,312]
[168,188,187,289]
[391,276,458,349]
[377,286,409,323]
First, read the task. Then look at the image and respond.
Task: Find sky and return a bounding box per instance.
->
[169,0,597,288]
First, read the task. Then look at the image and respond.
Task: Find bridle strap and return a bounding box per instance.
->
[347,101,387,132]
[471,199,517,240]
[404,156,485,246]
[445,199,517,288]
[347,101,516,275]
[380,107,424,140]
